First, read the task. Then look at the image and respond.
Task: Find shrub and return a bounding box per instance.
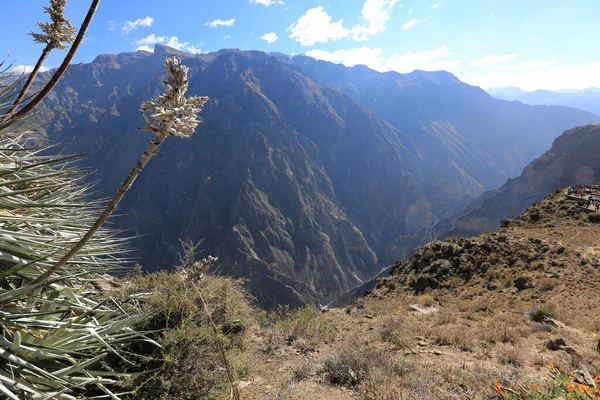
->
[323,347,371,386]
[514,275,533,291]
[418,294,436,307]
[260,304,335,350]
[118,265,255,400]
[588,212,600,223]
[537,277,557,291]
[528,305,557,322]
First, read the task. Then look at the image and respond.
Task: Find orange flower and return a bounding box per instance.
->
[595,376,600,384]
[494,379,503,395]
[568,382,575,392]
[578,384,589,393]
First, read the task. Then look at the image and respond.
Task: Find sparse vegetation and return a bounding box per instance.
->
[528,305,557,323]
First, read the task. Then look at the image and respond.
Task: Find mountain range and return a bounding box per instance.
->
[33,44,600,306]
[489,86,600,116]
[437,124,600,238]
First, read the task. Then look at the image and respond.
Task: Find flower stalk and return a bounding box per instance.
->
[3,0,76,119]
[0,0,100,129]
[30,55,208,287]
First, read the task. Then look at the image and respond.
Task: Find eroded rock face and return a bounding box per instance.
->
[35,45,600,306]
[439,124,600,239]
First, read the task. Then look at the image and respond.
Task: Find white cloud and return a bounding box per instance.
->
[403,19,422,30]
[350,0,401,41]
[121,16,154,34]
[287,6,350,46]
[136,45,153,52]
[134,34,201,54]
[10,64,50,74]
[223,35,232,40]
[261,32,278,43]
[306,47,385,70]
[432,2,441,8]
[107,20,119,31]
[305,46,461,74]
[204,18,235,28]
[408,9,413,15]
[250,0,284,5]
[468,62,600,91]
[469,54,518,67]
[495,60,559,72]
[288,1,401,46]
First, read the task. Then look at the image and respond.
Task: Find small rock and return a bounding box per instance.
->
[433,350,443,356]
[364,314,373,319]
[418,341,428,347]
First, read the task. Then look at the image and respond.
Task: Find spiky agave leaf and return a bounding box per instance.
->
[0,88,153,398]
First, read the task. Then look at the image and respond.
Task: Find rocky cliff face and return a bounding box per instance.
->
[440,124,600,238]
[34,45,600,306]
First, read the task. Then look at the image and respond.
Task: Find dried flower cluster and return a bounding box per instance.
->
[30,0,76,50]
[141,55,209,138]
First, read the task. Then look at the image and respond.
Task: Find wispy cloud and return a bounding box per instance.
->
[495,60,559,71]
[204,18,235,28]
[250,0,284,5]
[223,35,232,40]
[305,46,461,74]
[469,61,600,90]
[121,16,154,34]
[261,32,278,43]
[469,54,518,67]
[10,64,50,74]
[403,19,422,30]
[432,2,441,8]
[134,34,201,54]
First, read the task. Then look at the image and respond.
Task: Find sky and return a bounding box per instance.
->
[2,0,600,91]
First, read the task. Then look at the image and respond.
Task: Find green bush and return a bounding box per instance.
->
[528,305,557,323]
[118,268,255,400]
[588,212,600,223]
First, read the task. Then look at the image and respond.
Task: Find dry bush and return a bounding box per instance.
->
[431,326,474,352]
[260,305,335,352]
[537,277,557,291]
[417,294,436,307]
[379,316,410,349]
[497,344,522,366]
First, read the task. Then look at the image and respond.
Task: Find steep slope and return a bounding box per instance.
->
[38,45,433,306]
[281,56,600,216]
[34,46,600,306]
[241,188,600,399]
[441,124,600,238]
[490,86,600,116]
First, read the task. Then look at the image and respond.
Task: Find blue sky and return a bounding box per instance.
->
[2,0,599,90]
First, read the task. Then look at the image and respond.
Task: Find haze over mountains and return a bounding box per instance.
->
[34,44,600,306]
[438,124,600,239]
[489,87,600,116]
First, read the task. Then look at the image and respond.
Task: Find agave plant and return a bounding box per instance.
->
[0,79,153,398]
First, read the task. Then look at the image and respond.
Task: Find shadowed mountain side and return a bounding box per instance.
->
[438,124,600,238]
[30,46,600,306]
[36,46,435,306]
[280,55,600,217]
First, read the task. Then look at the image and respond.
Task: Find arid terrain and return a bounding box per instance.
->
[240,189,600,399]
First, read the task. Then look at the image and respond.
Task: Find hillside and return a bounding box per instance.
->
[440,124,600,238]
[239,188,600,399]
[34,45,600,306]
[489,87,600,116]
